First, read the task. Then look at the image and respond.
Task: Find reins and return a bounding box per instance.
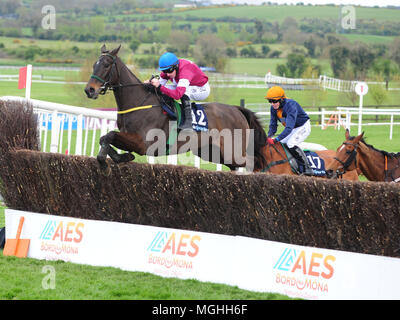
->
[333,142,358,177]
[91,53,168,115]
[262,143,290,172]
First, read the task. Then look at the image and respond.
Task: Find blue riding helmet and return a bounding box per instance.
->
[159,52,179,71]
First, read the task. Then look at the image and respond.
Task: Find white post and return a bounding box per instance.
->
[355,82,368,135]
[148,156,155,164]
[67,114,73,155]
[25,64,32,99]
[167,154,177,165]
[390,114,393,140]
[50,110,59,153]
[346,111,351,130]
[194,155,201,169]
[358,94,363,135]
[75,114,83,155]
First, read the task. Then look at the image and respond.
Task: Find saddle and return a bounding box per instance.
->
[143,82,208,131]
[281,144,326,177]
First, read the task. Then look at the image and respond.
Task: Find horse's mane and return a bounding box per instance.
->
[116,55,175,107]
[348,135,400,159]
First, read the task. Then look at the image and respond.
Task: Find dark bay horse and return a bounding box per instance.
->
[84,45,267,172]
[261,142,359,181]
[326,129,400,182]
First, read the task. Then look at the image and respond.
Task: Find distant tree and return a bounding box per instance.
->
[194,34,227,71]
[276,53,311,78]
[226,47,237,58]
[372,58,398,90]
[240,46,257,58]
[129,39,140,53]
[268,50,281,58]
[327,35,340,45]
[286,53,307,78]
[167,30,191,55]
[349,44,376,80]
[369,77,388,105]
[261,45,270,56]
[276,64,288,77]
[304,37,316,58]
[389,37,400,67]
[254,19,264,43]
[329,45,349,78]
[271,22,283,42]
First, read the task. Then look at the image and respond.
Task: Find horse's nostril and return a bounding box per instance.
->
[84,86,96,98]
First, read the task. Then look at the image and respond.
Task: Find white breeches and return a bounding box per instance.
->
[279,120,311,148]
[165,82,210,101]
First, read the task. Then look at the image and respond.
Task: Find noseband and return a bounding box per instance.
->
[90,53,151,96]
[334,142,358,177]
[90,53,119,95]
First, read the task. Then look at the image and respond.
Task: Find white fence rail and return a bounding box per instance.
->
[265,73,389,92]
[255,107,400,140]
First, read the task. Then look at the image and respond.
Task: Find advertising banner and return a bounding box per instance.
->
[5,209,400,299]
[234,236,400,300]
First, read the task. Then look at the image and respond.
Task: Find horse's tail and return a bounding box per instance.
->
[237,106,267,171]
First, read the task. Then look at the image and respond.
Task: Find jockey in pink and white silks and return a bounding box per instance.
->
[147,52,210,131]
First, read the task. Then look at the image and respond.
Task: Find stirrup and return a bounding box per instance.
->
[178,121,192,131]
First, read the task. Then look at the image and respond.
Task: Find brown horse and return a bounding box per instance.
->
[84,45,267,172]
[261,142,359,181]
[326,129,400,182]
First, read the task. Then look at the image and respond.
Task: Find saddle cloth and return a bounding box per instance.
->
[297,150,326,176]
[161,102,208,132]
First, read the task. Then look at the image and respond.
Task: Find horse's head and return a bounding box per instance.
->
[328,129,364,176]
[84,44,121,99]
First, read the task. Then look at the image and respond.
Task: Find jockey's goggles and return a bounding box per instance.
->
[268,99,280,104]
[163,66,176,74]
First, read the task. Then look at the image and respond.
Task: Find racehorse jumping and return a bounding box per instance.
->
[326,129,400,182]
[84,45,267,172]
[261,142,359,181]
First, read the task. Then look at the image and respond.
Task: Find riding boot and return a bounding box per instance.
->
[289,146,314,176]
[178,95,193,131]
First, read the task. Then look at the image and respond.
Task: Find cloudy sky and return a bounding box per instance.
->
[208,0,399,7]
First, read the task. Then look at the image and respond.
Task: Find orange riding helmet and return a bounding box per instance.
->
[265,86,287,100]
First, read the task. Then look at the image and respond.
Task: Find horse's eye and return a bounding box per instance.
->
[103,63,110,68]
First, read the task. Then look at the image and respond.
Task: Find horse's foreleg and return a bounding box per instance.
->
[97,136,111,170]
[97,131,139,166]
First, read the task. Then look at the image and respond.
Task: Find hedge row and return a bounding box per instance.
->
[1,100,400,258]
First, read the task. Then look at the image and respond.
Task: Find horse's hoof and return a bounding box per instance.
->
[97,157,111,176]
[120,152,135,163]
[97,163,111,177]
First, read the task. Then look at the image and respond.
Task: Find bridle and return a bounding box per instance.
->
[262,143,293,173]
[90,53,169,108]
[333,141,358,177]
[90,53,145,96]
